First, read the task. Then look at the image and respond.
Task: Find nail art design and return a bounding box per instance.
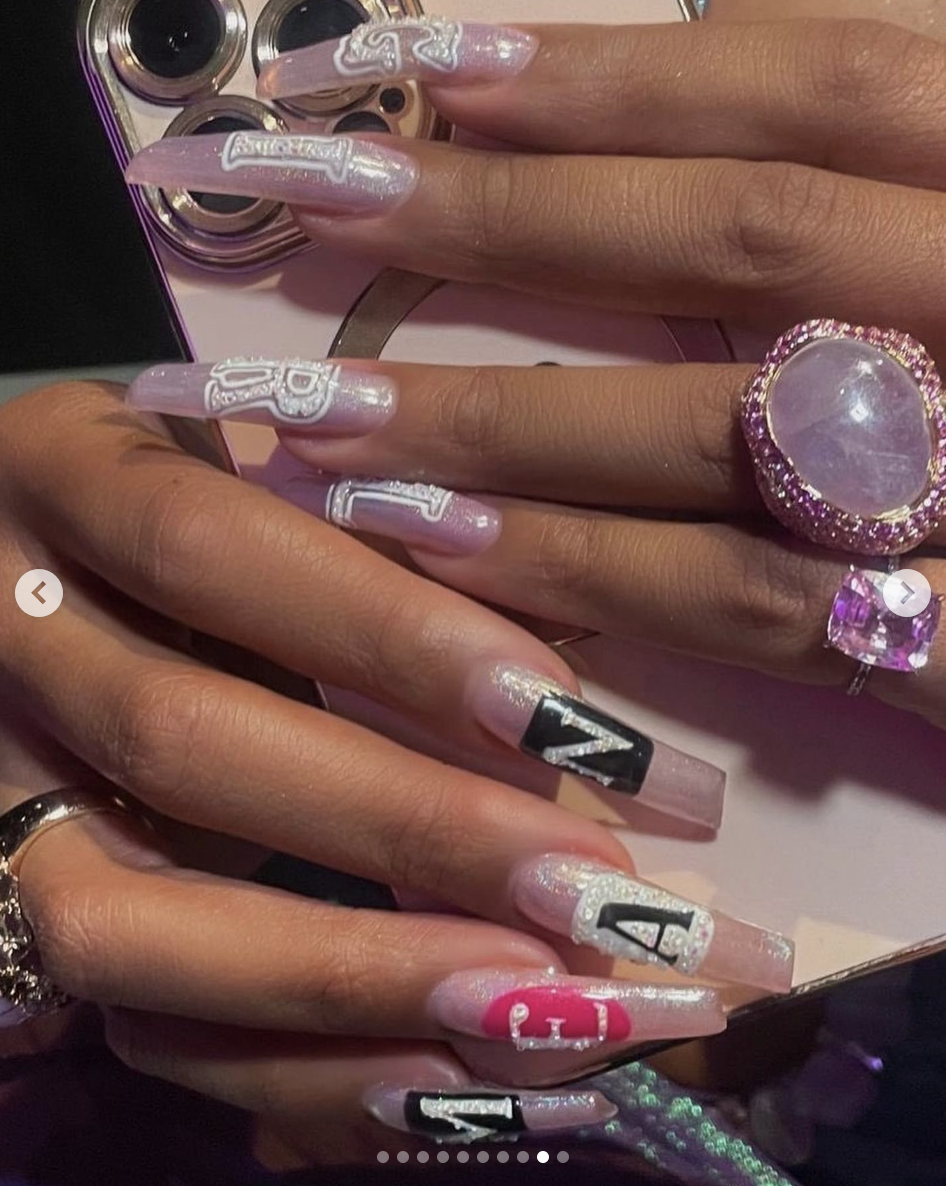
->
[467,664,725,830]
[511,856,795,992]
[260,453,501,555]
[429,970,726,1049]
[257,17,537,99]
[125,132,418,216]
[365,1085,616,1142]
[128,358,396,435]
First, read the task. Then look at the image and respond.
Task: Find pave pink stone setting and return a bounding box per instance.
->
[827,569,942,672]
[742,321,946,555]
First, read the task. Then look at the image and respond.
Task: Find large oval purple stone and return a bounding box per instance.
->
[768,339,932,518]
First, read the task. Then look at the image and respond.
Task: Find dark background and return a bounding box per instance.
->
[2,0,180,373]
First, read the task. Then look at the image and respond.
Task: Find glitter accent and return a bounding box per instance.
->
[572,872,715,976]
[204,358,341,423]
[327,478,454,528]
[334,17,464,78]
[220,130,355,182]
[741,321,946,555]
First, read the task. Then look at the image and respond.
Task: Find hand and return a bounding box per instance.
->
[3,381,798,1148]
[123,17,946,731]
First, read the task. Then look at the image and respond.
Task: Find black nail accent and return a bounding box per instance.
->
[404,1092,526,1141]
[520,692,654,794]
[596,902,697,966]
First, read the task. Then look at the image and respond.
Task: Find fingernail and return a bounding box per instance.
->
[511,855,795,993]
[467,664,725,830]
[128,358,396,436]
[364,1083,616,1142]
[269,463,501,556]
[258,17,538,99]
[124,131,418,216]
[428,969,725,1049]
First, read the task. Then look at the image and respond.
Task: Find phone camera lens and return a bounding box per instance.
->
[108,0,246,104]
[127,0,221,79]
[254,0,372,116]
[189,116,258,213]
[275,0,362,52]
[379,87,406,114]
[160,97,288,237]
[333,112,389,134]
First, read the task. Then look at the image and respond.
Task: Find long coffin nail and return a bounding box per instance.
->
[128,358,396,436]
[467,664,725,830]
[270,465,501,556]
[258,17,538,99]
[365,1083,616,1143]
[511,855,794,993]
[428,969,725,1050]
[124,131,418,215]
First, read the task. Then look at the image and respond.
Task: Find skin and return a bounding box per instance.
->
[5,6,945,1171]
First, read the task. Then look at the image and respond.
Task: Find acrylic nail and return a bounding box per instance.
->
[428,969,725,1050]
[128,358,396,436]
[365,1083,616,1143]
[262,454,501,556]
[467,663,725,830]
[124,131,418,216]
[258,17,538,99]
[511,855,794,993]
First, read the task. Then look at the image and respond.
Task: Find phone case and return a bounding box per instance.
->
[78,0,946,1047]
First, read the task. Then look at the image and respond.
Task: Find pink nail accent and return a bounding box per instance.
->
[511,855,795,993]
[482,988,632,1046]
[124,131,418,216]
[429,969,725,1050]
[258,18,537,99]
[466,663,725,830]
[128,359,396,436]
[257,450,500,556]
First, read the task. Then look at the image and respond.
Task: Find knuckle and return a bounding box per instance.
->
[101,669,215,807]
[725,162,846,289]
[815,19,931,117]
[26,881,115,1001]
[0,382,117,485]
[436,368,511,459]
[375,776,468,898]
[127,472,222,598]
[527,514,604,608]
[451,154,538,275]
[718,541,825,663]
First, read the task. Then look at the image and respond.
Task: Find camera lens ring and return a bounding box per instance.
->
[161,98,287,235]
[253,0,380,118]
[108,0,247,105]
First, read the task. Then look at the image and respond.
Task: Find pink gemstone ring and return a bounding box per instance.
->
[742,320,946,556]
[828,567,942,694]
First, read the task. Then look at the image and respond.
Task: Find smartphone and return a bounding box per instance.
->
[77,0,946,1052]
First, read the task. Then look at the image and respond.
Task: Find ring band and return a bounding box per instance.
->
[0,788,132,1026]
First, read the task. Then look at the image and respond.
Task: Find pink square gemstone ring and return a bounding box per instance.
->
[742,320,946,692]
[741,320,946,556]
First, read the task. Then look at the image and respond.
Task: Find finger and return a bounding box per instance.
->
[1,382,723,817]
[409,504,946,729]
[11,590,795,992]
[125,135,946,358]
[101,1016,618,1151]
[417,20,946,191]
[19,819,727,1046]
[269,360,760,514]
[8,570,798,998]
